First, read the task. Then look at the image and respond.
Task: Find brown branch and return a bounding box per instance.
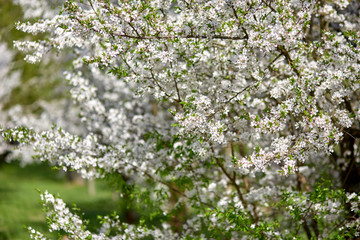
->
[277,45,301,77]
[303,221,313,240]
[111,33,248,41]
[224,84,252,104]
[214,156,261,223]
[296,171,310,192]
[261,0,277,13]
[312,218,320,238]
[128,161,216,208]
[342,100,357,189]
[164,41,182,103]
[127,21,142,38]
[295,160,315,239]
[342,139,356,189]
[230,4,249,42]
[215,158,248,210]
[149,69,174,101]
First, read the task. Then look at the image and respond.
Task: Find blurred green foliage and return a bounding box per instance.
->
[0,0,67,111]
[0,162,125,240]
[0,0,23,45]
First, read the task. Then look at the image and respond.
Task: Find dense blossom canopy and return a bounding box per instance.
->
[1,0,360,239]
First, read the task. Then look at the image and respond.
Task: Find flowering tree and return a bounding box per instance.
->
[2,0,360,238]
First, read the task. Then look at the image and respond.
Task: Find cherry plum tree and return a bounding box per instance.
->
[2,0,360,239]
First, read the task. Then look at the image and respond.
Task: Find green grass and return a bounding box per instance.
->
[0,162,124,240]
